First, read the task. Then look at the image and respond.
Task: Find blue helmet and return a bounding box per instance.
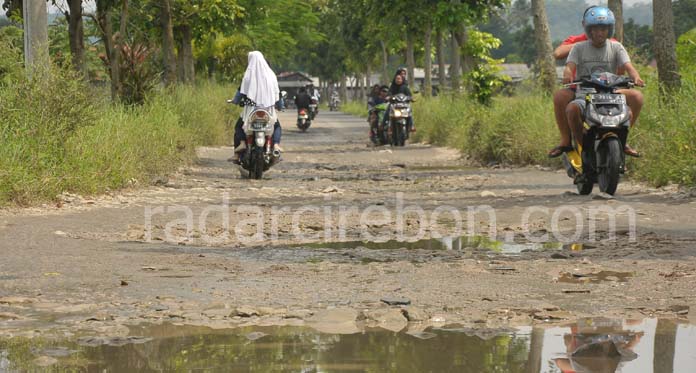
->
[583,6,615,39]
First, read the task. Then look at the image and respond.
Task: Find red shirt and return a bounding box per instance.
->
[561,34,588,45]
[562,33,617,45]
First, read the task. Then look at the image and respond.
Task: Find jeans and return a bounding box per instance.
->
[234,118,282,149]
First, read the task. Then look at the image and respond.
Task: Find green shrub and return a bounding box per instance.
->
[413,75,696,187]
[0,62,236,205]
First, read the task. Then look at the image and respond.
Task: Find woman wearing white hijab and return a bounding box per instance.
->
[231,51,283,162]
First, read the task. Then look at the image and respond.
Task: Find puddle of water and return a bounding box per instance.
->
[0,318,693,372]
[406,165,475,171]
[294,235,565,255]
[559,270,634,284]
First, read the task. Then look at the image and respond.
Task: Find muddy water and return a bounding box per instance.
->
[1,319,694,372]
[293,235,566,255]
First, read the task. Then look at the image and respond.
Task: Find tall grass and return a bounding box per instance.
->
[0,63,236,205]
[412,72,696,187]
[341,100,368,118]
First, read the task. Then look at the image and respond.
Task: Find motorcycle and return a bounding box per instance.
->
[329,95,340,111]
[228,100,280,179]
[297,108,311,132]
[562,72,635,195]
[387,93,412,147]
[368,102,389,145]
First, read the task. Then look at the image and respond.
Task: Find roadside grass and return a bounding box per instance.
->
[341,100,368,119]
[411,73,696,187]
[0,64,236,206]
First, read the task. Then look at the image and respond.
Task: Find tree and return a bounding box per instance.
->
[531,0,555,93]
[170,0,243,84]
[52,0,86,74]
[608,0,623,42]
[423,20,432,97]
[1,0,21,18]
[653,319,678,373]
[653,0,681,94]
[160,0,176,87]
[673,0,696,38]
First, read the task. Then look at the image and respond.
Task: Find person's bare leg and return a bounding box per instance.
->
[620,89,644,126]
[553,89,575,146]
[566,103,584,151]
[617,89,643,157]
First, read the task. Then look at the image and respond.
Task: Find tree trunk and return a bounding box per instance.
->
[449,31,461,91]
[524,327,544,373]
[66,0,85,75]
[406,31,415,90]
[340,74,347,103]
[653,0,681,95]
[365,65,370,98]
[96,0,116,100]
[454,26,473,76]
[380,39,389,84]
[608,0,623,43]
[174,25,195,84]
[436,29,446,92]
[531,0,556,93]
[107,0,129,102]
[424,22,432,97]
[160,0,177,87]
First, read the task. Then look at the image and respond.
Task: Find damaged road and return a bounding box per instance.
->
[2,110,696,339]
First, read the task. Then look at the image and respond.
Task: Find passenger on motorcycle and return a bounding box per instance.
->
[231,51,283,163]
[368,85,389,142]
[549,6,644,160]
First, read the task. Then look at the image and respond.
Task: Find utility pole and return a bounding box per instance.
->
[23,0,49,71]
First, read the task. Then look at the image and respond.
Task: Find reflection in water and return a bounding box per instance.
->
[295,235,565,255]
[0,324,530,372]
[0,320,694,372]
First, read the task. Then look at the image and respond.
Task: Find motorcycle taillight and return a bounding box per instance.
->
[299,109,307,115]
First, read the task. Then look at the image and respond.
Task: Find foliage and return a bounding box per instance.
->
[118,42,160,105]
[464,30,508,105]
[623,18,653,64]
[676,28,696,70]
[673,0,696,38]
[0,61,235,205]
[173,0,244,38]
[240,0,323,70]
[0,24,22,85]
[412,75,696,187]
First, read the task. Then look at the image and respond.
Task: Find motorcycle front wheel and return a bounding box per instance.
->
[598,137,622,195]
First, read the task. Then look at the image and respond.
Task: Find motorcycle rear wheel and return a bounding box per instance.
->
[598,137,622,195]
[250,148,265,179]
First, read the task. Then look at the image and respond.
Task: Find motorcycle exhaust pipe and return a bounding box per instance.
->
[272,149,281,158]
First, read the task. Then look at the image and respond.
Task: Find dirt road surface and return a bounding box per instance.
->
[2,110,696,338]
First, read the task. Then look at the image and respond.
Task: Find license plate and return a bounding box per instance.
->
[251,121,268,130]
[590,94,625,104]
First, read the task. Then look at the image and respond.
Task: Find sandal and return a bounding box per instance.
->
[624,144,641,158]
[548,145,574,158]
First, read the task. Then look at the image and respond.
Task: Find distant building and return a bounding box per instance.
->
[277,71,313,97]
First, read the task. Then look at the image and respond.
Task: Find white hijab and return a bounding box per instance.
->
[240,51,279,108]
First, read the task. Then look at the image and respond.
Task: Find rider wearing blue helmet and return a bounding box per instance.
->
[563,6,645,160]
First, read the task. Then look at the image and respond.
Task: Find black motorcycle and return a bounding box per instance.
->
[387,93,412,147]
[562,72,636,195]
